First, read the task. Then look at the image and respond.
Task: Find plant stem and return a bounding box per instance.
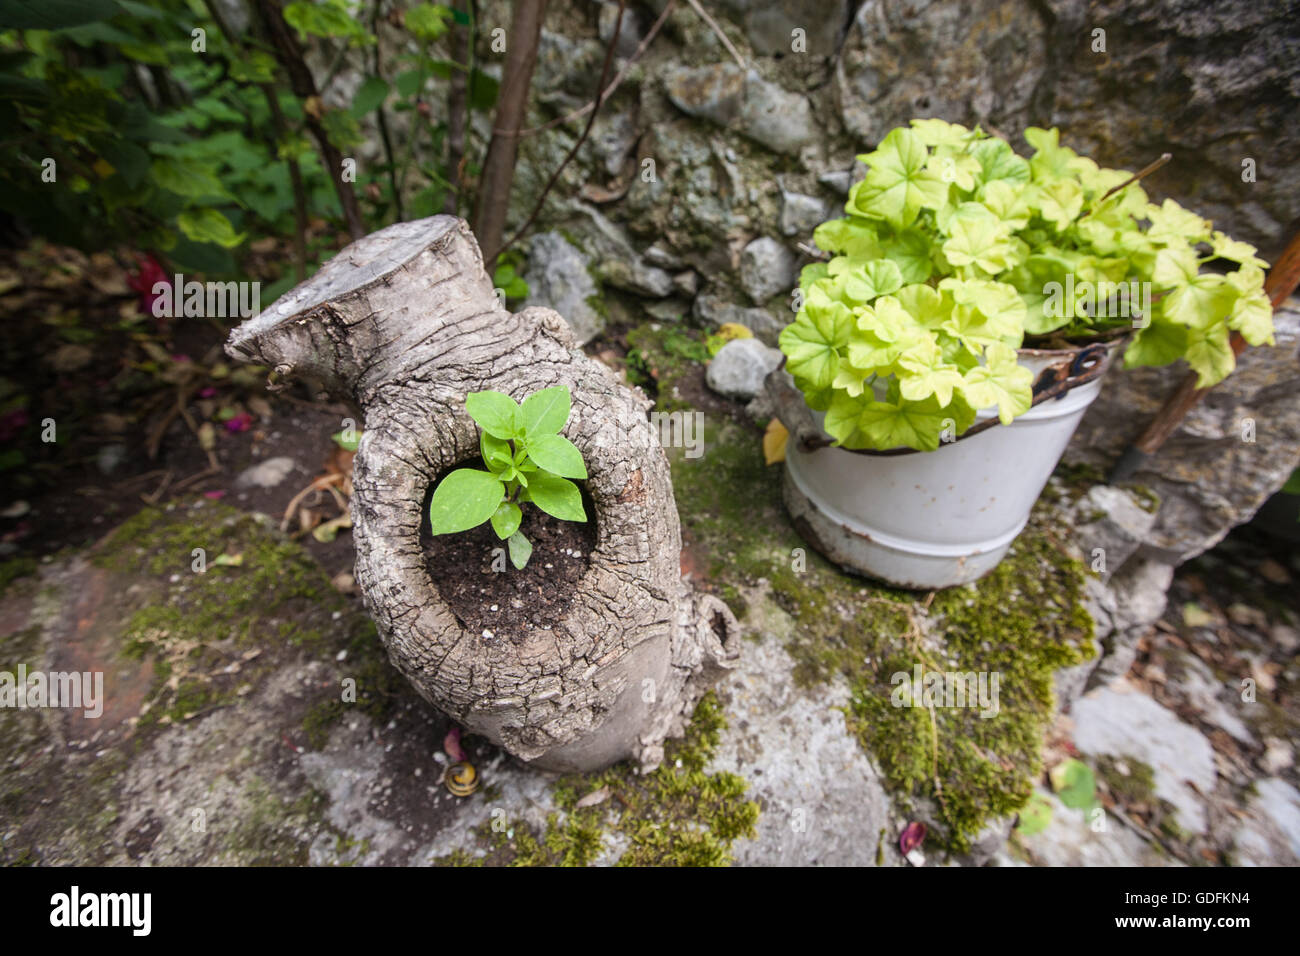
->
[473,0,549,268]
[486,0,626,264]
[443,0,470,215]
[252,0,367,241]
[1078,152,1172,219]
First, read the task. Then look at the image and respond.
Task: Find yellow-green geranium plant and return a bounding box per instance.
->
[779,119,1275,451]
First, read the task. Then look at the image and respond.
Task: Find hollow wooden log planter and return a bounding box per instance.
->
[225,216,740,773]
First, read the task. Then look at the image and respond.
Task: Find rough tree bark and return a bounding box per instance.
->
[225,216,739,772]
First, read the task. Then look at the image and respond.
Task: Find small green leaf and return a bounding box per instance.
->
[490,501,522,539]
[519,385,571,437]
[332,430,361,452]
[465,390,519,439]
[176,209,245,249]
[429,468,503,534]
[525,472,586,523]
[525,434,587,479]
[480,431,513,472]
[1015,792,1054,836]
[1049,758,1097,810]
[508,530,532,569]
[350,76,390,117]
[960,342,1034,425]
[406,2,454,42]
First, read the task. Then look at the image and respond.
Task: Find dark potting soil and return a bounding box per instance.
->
[422,497,598,643]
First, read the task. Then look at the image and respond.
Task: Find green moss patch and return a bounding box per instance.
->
[625,324,710,411]
[93,499,402,739]
[438,692,760,867]
[669,420,1095,854]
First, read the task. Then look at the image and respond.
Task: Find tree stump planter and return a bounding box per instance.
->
[226,216,739,773]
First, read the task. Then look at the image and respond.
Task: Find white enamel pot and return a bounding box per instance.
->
[777,344,1118,590]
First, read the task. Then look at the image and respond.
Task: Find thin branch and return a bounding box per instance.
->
[253,0,367,241]
[370,0,405,222]
[443,0,470,215]
[517,0,676,138]
[684,0,746,69]
[486,0,627,264]
[1079,152,1172,219]
[472,0,549,263]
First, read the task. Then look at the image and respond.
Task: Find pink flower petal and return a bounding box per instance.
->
[444,726,467,762]
[224,412,254,433]
[899,821,927,855]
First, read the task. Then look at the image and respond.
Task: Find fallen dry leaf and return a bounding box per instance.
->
[762,418,788,465]
[575,786,611,809]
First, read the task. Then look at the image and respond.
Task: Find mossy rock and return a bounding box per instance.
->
[668,419,1096,855]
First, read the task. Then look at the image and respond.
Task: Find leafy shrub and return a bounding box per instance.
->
[779,119,1274,451]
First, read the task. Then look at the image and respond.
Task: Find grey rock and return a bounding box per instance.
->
[708,592,899,866]
[598,2,643,59]
[818,169,854,196]
[835,0,1047,145]
[664,65,817,155]
[1071,485,1159,583]
[672,271,699,297]
[589,110,639,178]
[1170,652,1254,746]
[558,201,676,299]
[533,29,602,99]
[1071,678,1216,835]
[1086,557,1175,689]
[738,71,819,155]
[706,338,784,401]
[663,63,745,127]
[1011,787,1180,867]
[739,237,798,305]
[694,293,787,342]
[523,232,605,346]
[600,259,674,298]
[643,243,684,270]
[235,456,297,490]
[1230,778,1300,866]
[1068,298,1300,563]
[714,0,852,56]
[779,191,831,237]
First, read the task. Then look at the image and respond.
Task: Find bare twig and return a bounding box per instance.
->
[370,0,405,222]
[486,0,627,264]
[443,0,470,216]
[684,0,746,69]
[253,0,367,240]
[1079,152,1172,220]
[473,0,549,265]
[171,465,222,493]
[518,0,676,138]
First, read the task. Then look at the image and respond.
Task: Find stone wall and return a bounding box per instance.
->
[506,0,1300,564]
[510,0,1297,347]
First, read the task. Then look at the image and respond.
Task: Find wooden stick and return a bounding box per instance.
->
[684,0,746,68]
